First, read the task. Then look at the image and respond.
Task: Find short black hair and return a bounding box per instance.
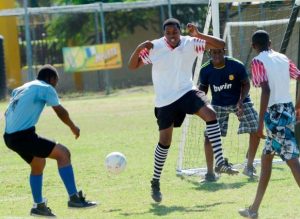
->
[37,64,59,84]
[163,18,180,30]
[252,30,270,49]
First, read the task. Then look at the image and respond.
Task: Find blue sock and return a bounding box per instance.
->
[58,165,77,196]
[30,174,43,204]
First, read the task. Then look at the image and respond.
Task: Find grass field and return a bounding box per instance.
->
[0,86,300,219]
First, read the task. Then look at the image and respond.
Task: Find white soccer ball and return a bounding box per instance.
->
[105,152,127,174]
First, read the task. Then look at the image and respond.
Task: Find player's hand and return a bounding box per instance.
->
[71,125,80,139]
[186,23,199,37]
[137,41,153,51]
[236,100,244,120]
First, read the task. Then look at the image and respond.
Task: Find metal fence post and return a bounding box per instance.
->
[0,35,7,99]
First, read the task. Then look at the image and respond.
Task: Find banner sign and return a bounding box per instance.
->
[63,43,122,72]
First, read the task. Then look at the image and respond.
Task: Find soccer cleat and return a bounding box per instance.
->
[151,179,162,202]
[68,191,97,208]
[30,199,56,217]
[215,158,239,175]
[243,165,258,178]
[201,173,219,183]
[238,207,258,219]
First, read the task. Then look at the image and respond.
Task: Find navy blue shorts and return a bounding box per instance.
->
[3,127,56,164]
[155,89,209,130]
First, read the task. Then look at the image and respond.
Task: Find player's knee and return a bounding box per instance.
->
[62,147,71,162]
[198,105,217,121]
[55,144,71,164]
[205,110,217,121]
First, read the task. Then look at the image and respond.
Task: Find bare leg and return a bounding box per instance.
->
[196,105,224,167]
[196,105,238,174]
[159,125,173,146]
[29,157,46,204]
[151,125,173,202]
[204,136,214,174]
[250,153,274,213]
[152,125,173,181]
[247,132,260,167]
[48,144,77,196]
[48,143,71,168]
[286,158,300,187]
[30,157,46,175]
[195,104,217,122]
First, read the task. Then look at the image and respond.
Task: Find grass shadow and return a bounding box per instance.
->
[196,181,246,192]
[120,201,234,217]
[177,174,258,192]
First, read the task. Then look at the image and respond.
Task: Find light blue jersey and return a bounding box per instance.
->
[5,80,60,134]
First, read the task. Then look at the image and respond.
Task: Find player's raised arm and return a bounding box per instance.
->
[128,40,153,70]
[186,23,225,49]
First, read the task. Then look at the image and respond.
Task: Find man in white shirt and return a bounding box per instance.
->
[128,18,239,203]
[239,30,300,219]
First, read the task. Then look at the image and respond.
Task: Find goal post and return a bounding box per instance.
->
[224,17,300,57]
[177,0,299,176]
[177,0,212,173]
[211,0,285,38]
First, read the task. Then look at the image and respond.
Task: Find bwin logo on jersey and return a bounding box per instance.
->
[213,83,232,92]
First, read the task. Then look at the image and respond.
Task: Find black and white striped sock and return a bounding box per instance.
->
[206,120,224,167]
[153,143,170,180]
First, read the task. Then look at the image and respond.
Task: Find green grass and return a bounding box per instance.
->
[0,86,300,219]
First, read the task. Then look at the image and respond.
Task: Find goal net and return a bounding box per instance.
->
[177,0,299,176]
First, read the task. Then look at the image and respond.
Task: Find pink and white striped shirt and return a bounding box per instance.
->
[251,50,300,106]
[251,58,300,87]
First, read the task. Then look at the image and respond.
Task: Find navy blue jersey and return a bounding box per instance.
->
[199,57,251,106]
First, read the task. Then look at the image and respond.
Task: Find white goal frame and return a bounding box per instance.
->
[223,17,300,57]
[211,0,285,38]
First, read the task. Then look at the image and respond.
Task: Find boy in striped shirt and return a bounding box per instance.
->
[239,30,300,219]
[128,18,238,203]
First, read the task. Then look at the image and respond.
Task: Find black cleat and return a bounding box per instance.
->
[201,173,219,183]
[30,199,56,217]
[68,191,97,208]
[151,179,162,203]
[215,158,239,175]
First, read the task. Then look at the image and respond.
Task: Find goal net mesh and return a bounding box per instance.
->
[177,1,299,176]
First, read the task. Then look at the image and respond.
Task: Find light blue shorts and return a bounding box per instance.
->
[264,102,299,161]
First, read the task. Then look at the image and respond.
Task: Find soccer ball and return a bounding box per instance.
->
[105,152,127,174]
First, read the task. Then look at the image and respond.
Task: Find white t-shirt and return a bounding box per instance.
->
[139,36,206,107]
[251,50,300,107]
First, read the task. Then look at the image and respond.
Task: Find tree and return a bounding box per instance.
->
[45,0,159,48]
[20,0,207,50]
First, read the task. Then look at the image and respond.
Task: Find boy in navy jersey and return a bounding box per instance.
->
[128,18,238,203]
[199,48,260,181]
[239,30,300,218]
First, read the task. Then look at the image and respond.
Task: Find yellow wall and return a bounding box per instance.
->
[0,0,21,88]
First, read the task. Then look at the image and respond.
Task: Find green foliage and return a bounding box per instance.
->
[44,0,208,48]
[46,0,159,48]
